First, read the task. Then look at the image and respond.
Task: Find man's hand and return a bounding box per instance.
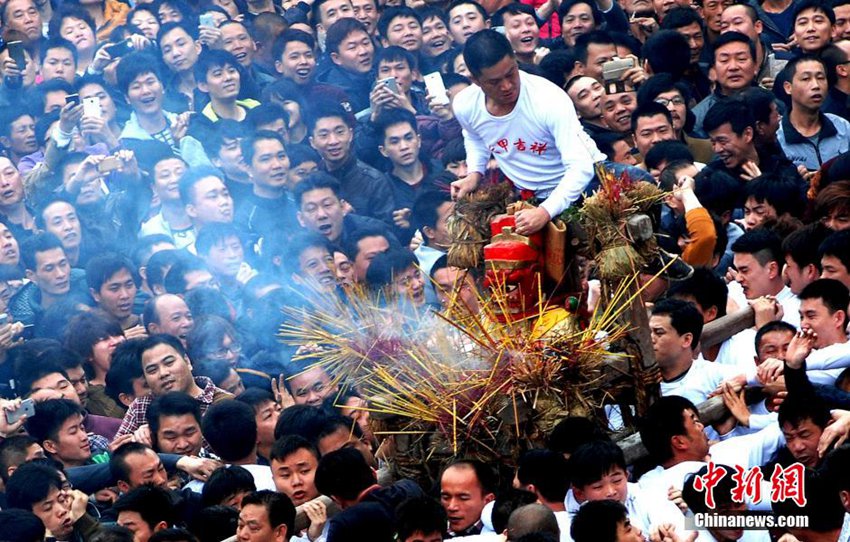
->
[303,499,328,541]
[740,160,762,181]
[818,409,850,457]
[0,398,27,436]
[514,206,551,235]
[756,357,785,384]
[667,486,688,513]
[90,46,113,73]
[426,94,454,121]
[132,424,152,446]
[271,373,295,409]
[650,522,698,542]
[450,173,481,200]
[124,324,147,340]
[170,112,192,142]
[108,433,135,453]
[68,489,89,522]
[786,328,816,369]
[59,101,84,134]
[748,295,782,329]
[721,381,750,427]
[199,26,223,49]
[393,208,411,229]
[177,456,223,482]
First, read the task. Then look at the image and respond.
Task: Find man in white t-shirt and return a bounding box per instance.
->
[650,298,741,405]
[730,229,800,329]
[450,29,606,236]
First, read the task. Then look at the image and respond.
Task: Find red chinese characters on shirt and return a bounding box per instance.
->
[489,138,549,156]
[692,462,806,508]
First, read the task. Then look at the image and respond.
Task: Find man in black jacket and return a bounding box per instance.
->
[315,447,424,542]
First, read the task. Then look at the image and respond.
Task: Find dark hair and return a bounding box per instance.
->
[241,130,285,166]
[568,440,627,488]
[20,232,65,272]
[190,505,238,542]
[637,73,691,108]
[745,176,806,219]
[396,496,447,540]
[731,228,783,265]
[377,6,422,39]
[463,29,514,78]
[272,29,315,65]
[116,52,162,96]
[316,414,365,447]
[5,462,63,511]
[273,404,329,441]
[793,0,836,23]
[293,172,342,207]
[86,253,140,293]
[24,398,84,446]
[163,257,212,295]
[754,320,797,354]
[778,390,831,430]
[283,232,332,278]
[557,0,601,26]
[693,168,744,216]
[201,465,256,507]
[516,449,570,502]
[574,30,613,64]
[799,278,850,329]
[245,103,289,133]
[325,18,370,56]
[492,2,536,26]
[630,101,673,135]
[0,435,38,483]
[194,48,240,84]
[711,31,756,64]
[63,311,124,367]
[314,447,376,500]
[773,469,845,532]
[287,143,321,169]
[306,101,353,135]
[48,4,95,40]
[538,49,579,87]
[682,464,737,513]
[145,250,185,294]
[650,298,704,349]
[411,189,452,237]
[365,249,418,292]
[642,30,690,79]
[240,490,296,534]
[375,107,418,141]
[110,442,154,483]
[147,391,202,447]
[448,0,489,20]
[185,314,237,362]
[202,400,257,462]
[270,434,320,463]
[0,509,46,542]
[178,166,226,207]
[703,98,755,136]
[491,489,538,534]
[202,119,246,159]
[341,226,395,261]
[548,416,609,455]
[570,500,626,542]
[639,395,699,464]
[660,6,703,30]
[113,485,176,531]
[40,37,78,66]
[644,141,694,171]
[106,339,145,406]
[195,223,243,257]
[669,267,728,318]
[592,132,631,161]
[375,45,417,71]
[442,459,498,495]
[819,229,850,275]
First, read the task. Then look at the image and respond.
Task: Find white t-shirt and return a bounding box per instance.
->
[660,358,741,405]
[714,328,757,372]
[453,71,606,218]
[726,283,800,329]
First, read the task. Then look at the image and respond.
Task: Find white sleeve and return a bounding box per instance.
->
[803,347,850,371]
[539,91,599,218]
[452,92,490,176]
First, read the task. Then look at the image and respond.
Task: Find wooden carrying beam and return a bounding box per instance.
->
[700,306,755,349]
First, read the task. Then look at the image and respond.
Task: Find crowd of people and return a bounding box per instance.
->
[1,0,850,539]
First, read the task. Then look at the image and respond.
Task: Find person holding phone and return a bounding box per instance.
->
[368,46,429,122]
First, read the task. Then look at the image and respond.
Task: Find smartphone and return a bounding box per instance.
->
[423,72,449,106]
[378,76,399,94]
[5,398,34,425]
[7,41,25,70]
[97,156,122,173]
[65,93,80,106]
[82,96,100,118]
[199,13,216,27]
[105,39,133,58]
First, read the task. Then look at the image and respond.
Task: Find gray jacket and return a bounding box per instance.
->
[777,112,850,170]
